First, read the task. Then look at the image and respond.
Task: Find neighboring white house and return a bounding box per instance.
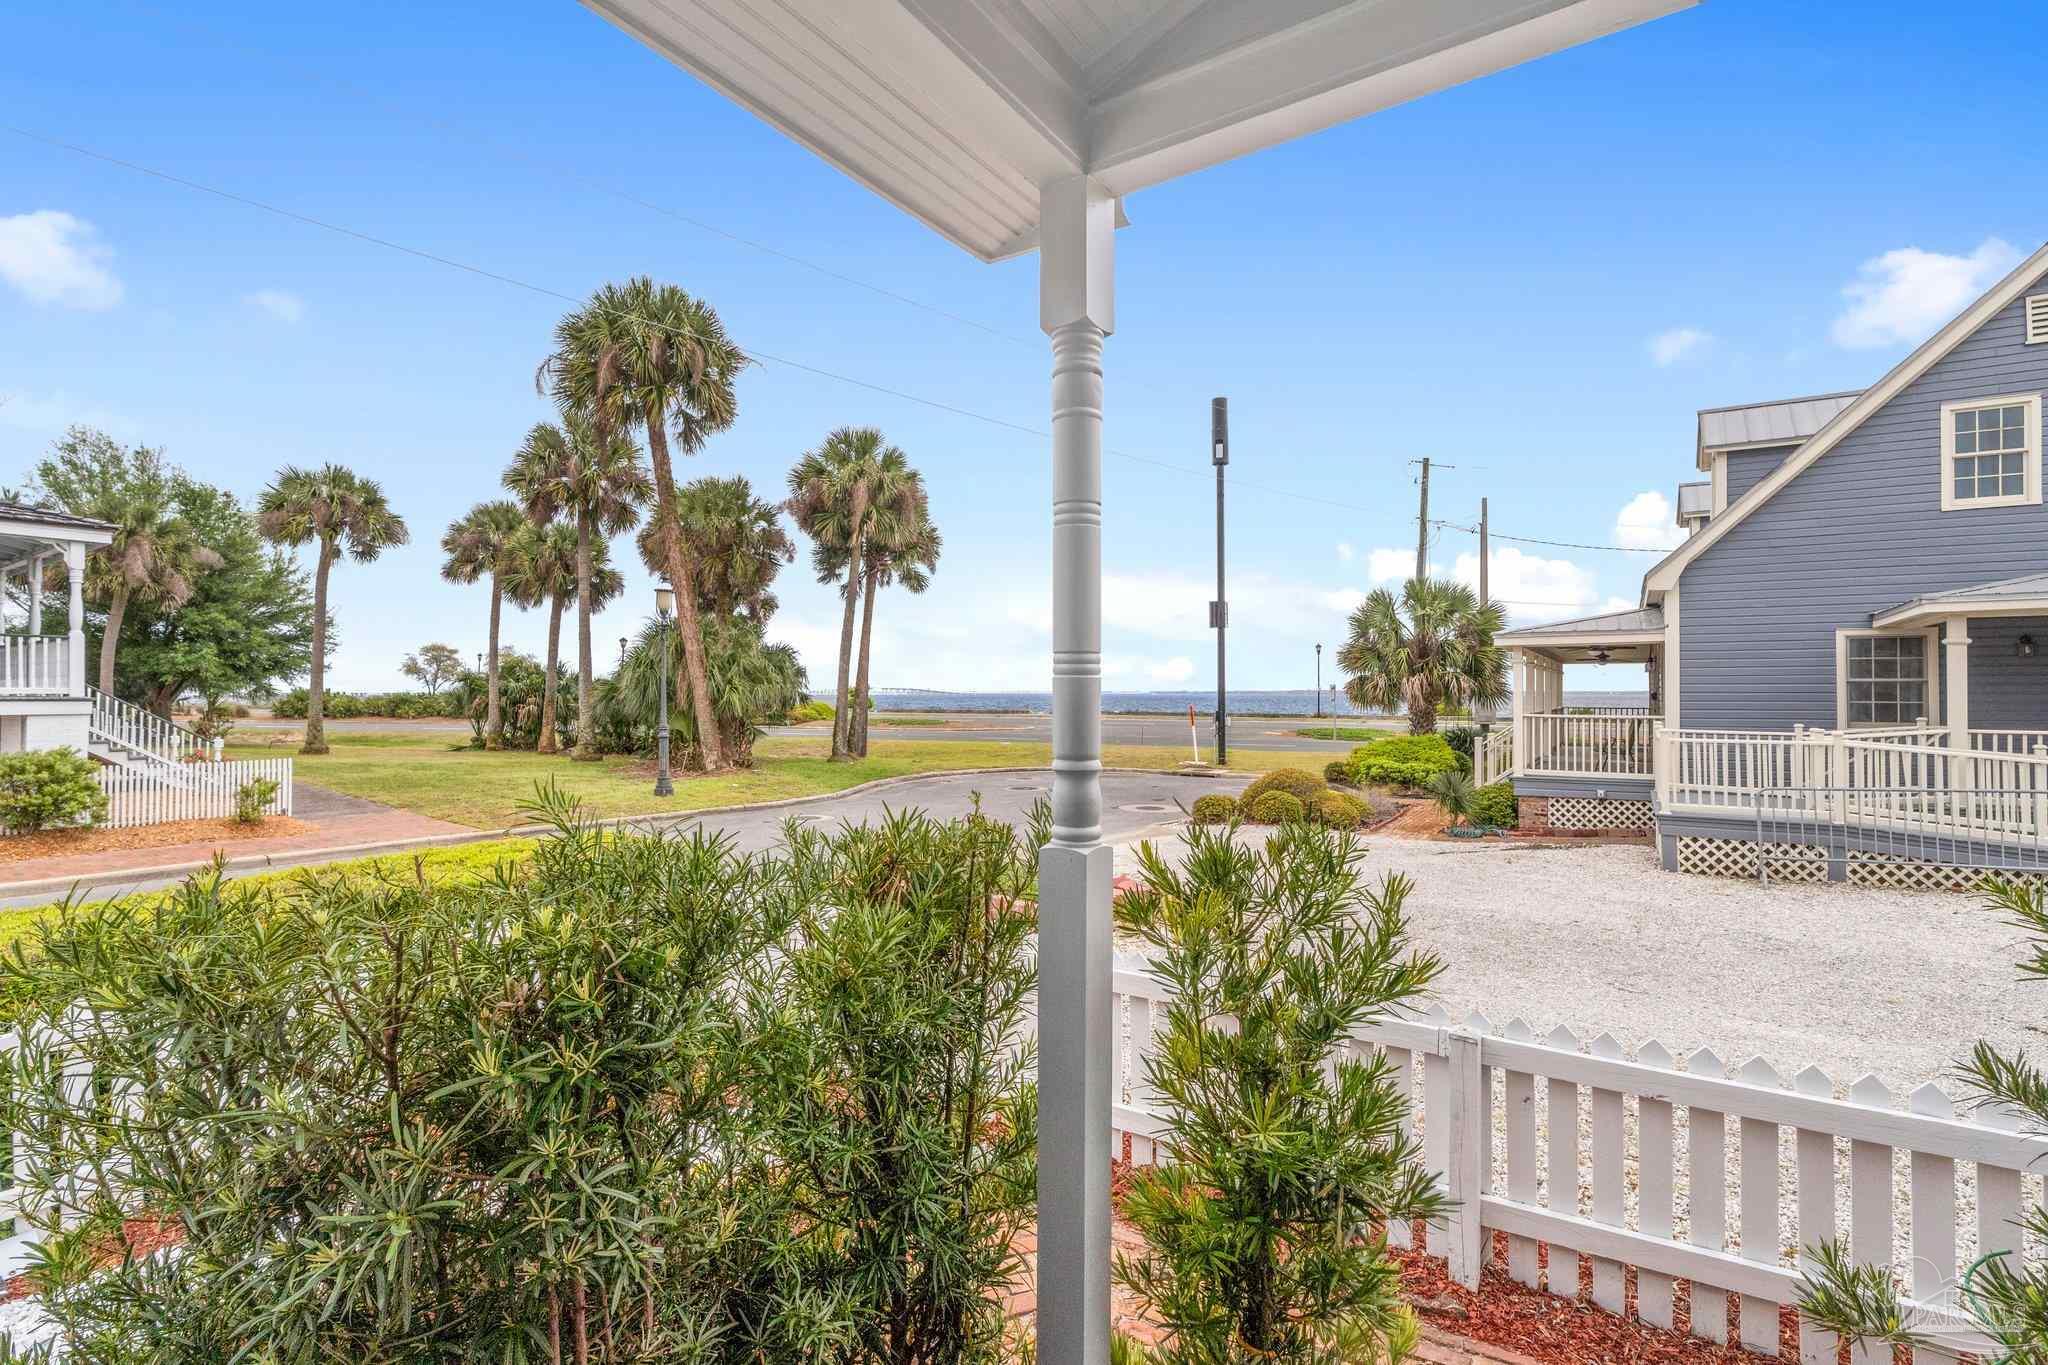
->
[0,502,292,828]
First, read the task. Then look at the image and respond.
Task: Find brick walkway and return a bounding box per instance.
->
[0,805,473,891]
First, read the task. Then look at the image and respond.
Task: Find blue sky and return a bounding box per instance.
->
[3,0,2044,695]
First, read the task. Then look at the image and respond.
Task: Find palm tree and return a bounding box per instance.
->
[641,475,794,624]
[505,523,623,754]
[786,429,917,761]
[439,501,527,750]
[1337,577,1509,734]
[504,414,649,762]
[846,481,939,757]
[540,277,746,770]
[256,465,408,754]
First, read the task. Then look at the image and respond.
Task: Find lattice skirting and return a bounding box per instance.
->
[1546,796,1654,831]
[1673,837,2045,892]
[1672,836,1826,883]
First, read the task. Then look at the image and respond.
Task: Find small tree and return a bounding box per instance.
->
[1113,822,1446,1363]
[1426,769,1476,828]
[399,642,462,695]
[1796,875,2048,1357]
[0,748,108,833]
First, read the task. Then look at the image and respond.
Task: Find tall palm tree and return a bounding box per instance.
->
[256,464,408,754]
[505,523,623,754]
[439,500,527,750]
[786,429,916,761]
[642,475,794,624]
[846,480,939,758]
[504,414,649,761]
[540,277,746,770]
[1336,577,1509,734]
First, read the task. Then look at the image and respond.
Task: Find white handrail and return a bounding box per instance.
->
[1515,711,1659,778]
[0,635,70,694]
[87,687,207,765]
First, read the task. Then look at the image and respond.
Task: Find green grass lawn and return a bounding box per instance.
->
[1290,725,1389,742]
[231,733,1325,829]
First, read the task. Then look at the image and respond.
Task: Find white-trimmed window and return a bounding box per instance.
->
[1835,628,1938,728]
[1940,393,2041,510]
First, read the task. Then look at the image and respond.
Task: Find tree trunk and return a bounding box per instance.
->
[645,422,724,770]
[850,561,880,756]
[1408,698,1437,734]
[302,542,334,754]
[97,584,128,695]
[830,487,869,761]
[572,509,598,761]
[538,591,564,753]
[484,578,505,750]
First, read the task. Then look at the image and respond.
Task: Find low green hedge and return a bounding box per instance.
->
[1471,781,1518,830]
[271,688,462,720]
[1322,760,1355,787]
[1248,791,1305,824]
[1349,734,1462,788]
[1240,768,1326,808]
[1190,793,1236,825]
[1311,791,1370,830]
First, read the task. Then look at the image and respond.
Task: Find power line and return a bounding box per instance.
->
[1431,519,1662,555]
[7,123,1648,556]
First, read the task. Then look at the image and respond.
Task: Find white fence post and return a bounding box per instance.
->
[1442,1023,1486,1289]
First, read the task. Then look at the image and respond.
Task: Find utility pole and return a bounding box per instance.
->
[1211,397,1229,766]
[1477,497,1494,726]
[1414,456,1431,582]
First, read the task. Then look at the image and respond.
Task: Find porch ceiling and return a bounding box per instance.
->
[1873,571,2048,628]
[1499,603,1663,658]
[585,0,1697,260]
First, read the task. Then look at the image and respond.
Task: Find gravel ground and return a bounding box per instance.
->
[1116,829,2038,1092]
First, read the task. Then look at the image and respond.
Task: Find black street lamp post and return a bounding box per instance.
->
[1315,643,1322,717]
[654,587,675,797]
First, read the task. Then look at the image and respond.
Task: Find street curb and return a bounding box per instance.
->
[0,765,1250,902]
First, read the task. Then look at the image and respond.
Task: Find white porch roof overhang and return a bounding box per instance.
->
[585,1,1698,1355]
[1873,571,2048,629]
[588,0,1697,261]
[1498,604,1664,662]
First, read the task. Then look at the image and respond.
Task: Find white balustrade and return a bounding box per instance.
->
[0,635,70,694]
[1515,710,1659,778]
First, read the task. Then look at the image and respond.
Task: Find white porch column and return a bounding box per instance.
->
[65,542,86,697]
[1037,173,1115,1365]
[27,553,43,637]
[1945,615,1971,750]
[1507,647,1527,759]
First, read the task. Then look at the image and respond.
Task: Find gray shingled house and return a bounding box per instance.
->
[1484,241,2048,884]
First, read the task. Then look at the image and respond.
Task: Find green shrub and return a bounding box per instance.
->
[1442,724,1482,774]
[1190,793,1237,825]
[1113,821,1445,1362]
[0,748,106,834]
[1249,790,1306,824]
[786,698,836,724]
[1240,767,1327,809]
[1471,781,1518,830]
[1349,734,1461,789]
[1311,790,1370,830]
[1322,760,1355,787]
[233,777,279,825]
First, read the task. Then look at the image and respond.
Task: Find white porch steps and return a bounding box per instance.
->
[85,687,215,788]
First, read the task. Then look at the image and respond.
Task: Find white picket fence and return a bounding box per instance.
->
[1106,958,2046,1361]
[94,757,293,828]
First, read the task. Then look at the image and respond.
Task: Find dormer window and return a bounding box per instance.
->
[1940,394,2041,511]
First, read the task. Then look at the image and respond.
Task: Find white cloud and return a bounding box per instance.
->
[1365,547,1418,585]
[0,211,122,310]
[1830,237,2021,349]
[1335,541,1355,562]
[245,288,305,323]
[1647,326,1709,367]
[1612,490,1686,552]
[1449,545,1602,624]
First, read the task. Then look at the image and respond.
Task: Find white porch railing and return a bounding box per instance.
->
[1515,710,1659,778]
[88,687,211,765]
[1104,970,2036,1360]
[0,635,70,695]
[1475,726,1513,787]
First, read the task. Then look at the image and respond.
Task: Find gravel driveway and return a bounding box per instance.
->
[1115,830,2037,1094]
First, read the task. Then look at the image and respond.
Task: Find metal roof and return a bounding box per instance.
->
[1695,390,1862,468]
[1499,605,1665,640]
[1874,571,2048,626]
[0,503,117,540]
[1674,480,1711,521]
[588,0,1697,261]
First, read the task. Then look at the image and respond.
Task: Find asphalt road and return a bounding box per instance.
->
[236,711,1383,753]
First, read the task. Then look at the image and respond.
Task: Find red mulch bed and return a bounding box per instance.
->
[2,1216,181,1301]
[0,816,318,864]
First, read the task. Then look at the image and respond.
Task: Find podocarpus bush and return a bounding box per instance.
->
[1470,781,1518,830]
[743,806,1039,1363]
[1112,824,1447,1363]
[1189,792,1236,824]
[0,786,1043,1364]
[231,776,278,824]
[1349,733,1460,788]
[1249,790,1305,824]
[1239,768,1326,809]
[0,748,107,833]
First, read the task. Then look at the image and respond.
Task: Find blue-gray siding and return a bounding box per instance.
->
[1680,269,2048,731]
[1723,444,1797,503]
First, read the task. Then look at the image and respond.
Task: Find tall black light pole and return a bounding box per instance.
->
[653,587,675,797]
[619,636,628,671]
[1315,643,1323,717]
[1210,398,1229,766]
